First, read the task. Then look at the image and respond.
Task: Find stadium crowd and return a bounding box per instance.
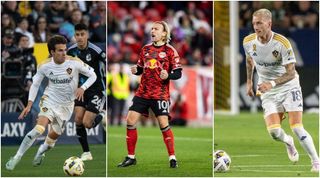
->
[1,1,106,110]
[239,1,319,30]
[107,1,213,66]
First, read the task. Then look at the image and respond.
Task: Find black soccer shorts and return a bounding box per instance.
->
[75,89,105,114]
[129,96,170,117]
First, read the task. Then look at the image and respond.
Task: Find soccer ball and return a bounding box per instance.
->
[63,156,85,176]
[214,150,231,172]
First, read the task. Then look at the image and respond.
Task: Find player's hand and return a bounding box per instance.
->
[160,69,168,80]
[18,101,33,120]
[257,82,272,93]
[75,88,85,102]
[131,65,138,74]
[246,80,254,97]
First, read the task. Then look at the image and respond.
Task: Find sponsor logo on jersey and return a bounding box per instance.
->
[49,71,54,75]
[66,68,72,75]
[145,59,160,69]
[49,76,73,84]
[42,107,48,112]
[256,61,281,67]
[272,50,279,58]
[159,52,166,58]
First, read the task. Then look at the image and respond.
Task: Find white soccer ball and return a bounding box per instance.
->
[214,150,231,172]
[63,156,85,176]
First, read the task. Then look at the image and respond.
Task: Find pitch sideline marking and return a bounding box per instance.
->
[233,164,310,168]
[235,169,311,173]
[232,154,308,158]
[109,134,212,142]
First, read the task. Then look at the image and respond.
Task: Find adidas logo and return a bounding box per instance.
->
[253,52,257,56]
[298,103,302,107]
[49,72,54,75]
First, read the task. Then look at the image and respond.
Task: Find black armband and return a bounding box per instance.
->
[135,66,143,75]
[168,68,182,80]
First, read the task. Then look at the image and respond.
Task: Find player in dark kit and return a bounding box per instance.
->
[67,24,106,161]
[118,21,182,168]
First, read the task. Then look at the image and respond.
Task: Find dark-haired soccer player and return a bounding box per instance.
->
[6,35,96,170]
[118,21,182,168]
[67,24,106,161]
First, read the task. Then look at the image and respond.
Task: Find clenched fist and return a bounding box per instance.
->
[131,65,138,74]
[160,69,168,80]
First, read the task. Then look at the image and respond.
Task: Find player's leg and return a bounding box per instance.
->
[6,116,48,170]
[265,113,299,162]
[288,111,319,172]
[117,110,141,167]
[33,128,60,166]
[75,106,92,161]
[157,115,178,168]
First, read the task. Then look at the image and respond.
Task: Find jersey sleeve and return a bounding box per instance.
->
[28,65,46,102]
[280,39,296,66]
[137,47,145,68]
[75,60,97,90]
[169,46,182,70]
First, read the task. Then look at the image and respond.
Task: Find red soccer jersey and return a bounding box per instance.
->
[135,43,182,100]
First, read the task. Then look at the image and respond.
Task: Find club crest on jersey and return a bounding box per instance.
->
[86,53,91,61]
[145,59,160,69]
[42,107,48,112]
[66,68,72,75]
[159,52,166,58]
[272,50,279,58]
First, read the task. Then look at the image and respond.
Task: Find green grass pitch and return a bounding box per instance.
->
[214,112,319,177]
[1,144,106,177]
[108,126,213,177]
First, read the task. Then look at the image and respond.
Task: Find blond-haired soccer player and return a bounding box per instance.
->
[243,9,319,172]
[117,21,182,168]
[5,35,97,170]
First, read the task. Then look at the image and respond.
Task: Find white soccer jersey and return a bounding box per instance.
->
[243,32,300,95]
[28,56,97,106]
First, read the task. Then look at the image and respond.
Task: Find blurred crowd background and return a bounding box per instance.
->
[239,1,319,30]
[107,1,213,66]
[1,1,106,111]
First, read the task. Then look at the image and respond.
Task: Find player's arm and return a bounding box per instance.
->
[78,62,97,90]
[132,48,145,75]
[274,63,296,85]
[19,69,45,119]
[167,68,182,80]
[246,56,255,96]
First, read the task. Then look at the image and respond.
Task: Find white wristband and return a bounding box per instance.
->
[270,81,276,88]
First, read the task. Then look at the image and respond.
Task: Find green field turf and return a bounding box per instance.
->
[214,112,319,177]
[108,126,213,177]
[1,144,106,177]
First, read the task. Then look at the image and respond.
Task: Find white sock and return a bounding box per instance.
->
[127,155,135,159]
[292,126,319,162]
[35,136,56,158]
[268,127,291,144]
[14,125,45,159]
[169,155,176,160]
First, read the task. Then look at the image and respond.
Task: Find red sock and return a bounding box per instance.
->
[126,128,137,155]
[162,128,175,156]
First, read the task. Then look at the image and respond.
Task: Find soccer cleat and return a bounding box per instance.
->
[117,156,137,167]
[6,157,21,170]
[80,152,93,161]
[285,135,299,163]
[311,161,319,172]
[33,153,45,167]
[169,159,178,168]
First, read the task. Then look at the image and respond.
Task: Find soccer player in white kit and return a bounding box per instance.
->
[243,9,319,172]
[5,35,97,170]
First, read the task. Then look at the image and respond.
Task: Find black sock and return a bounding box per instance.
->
[76,124,89,152]
[92,114,103,128]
